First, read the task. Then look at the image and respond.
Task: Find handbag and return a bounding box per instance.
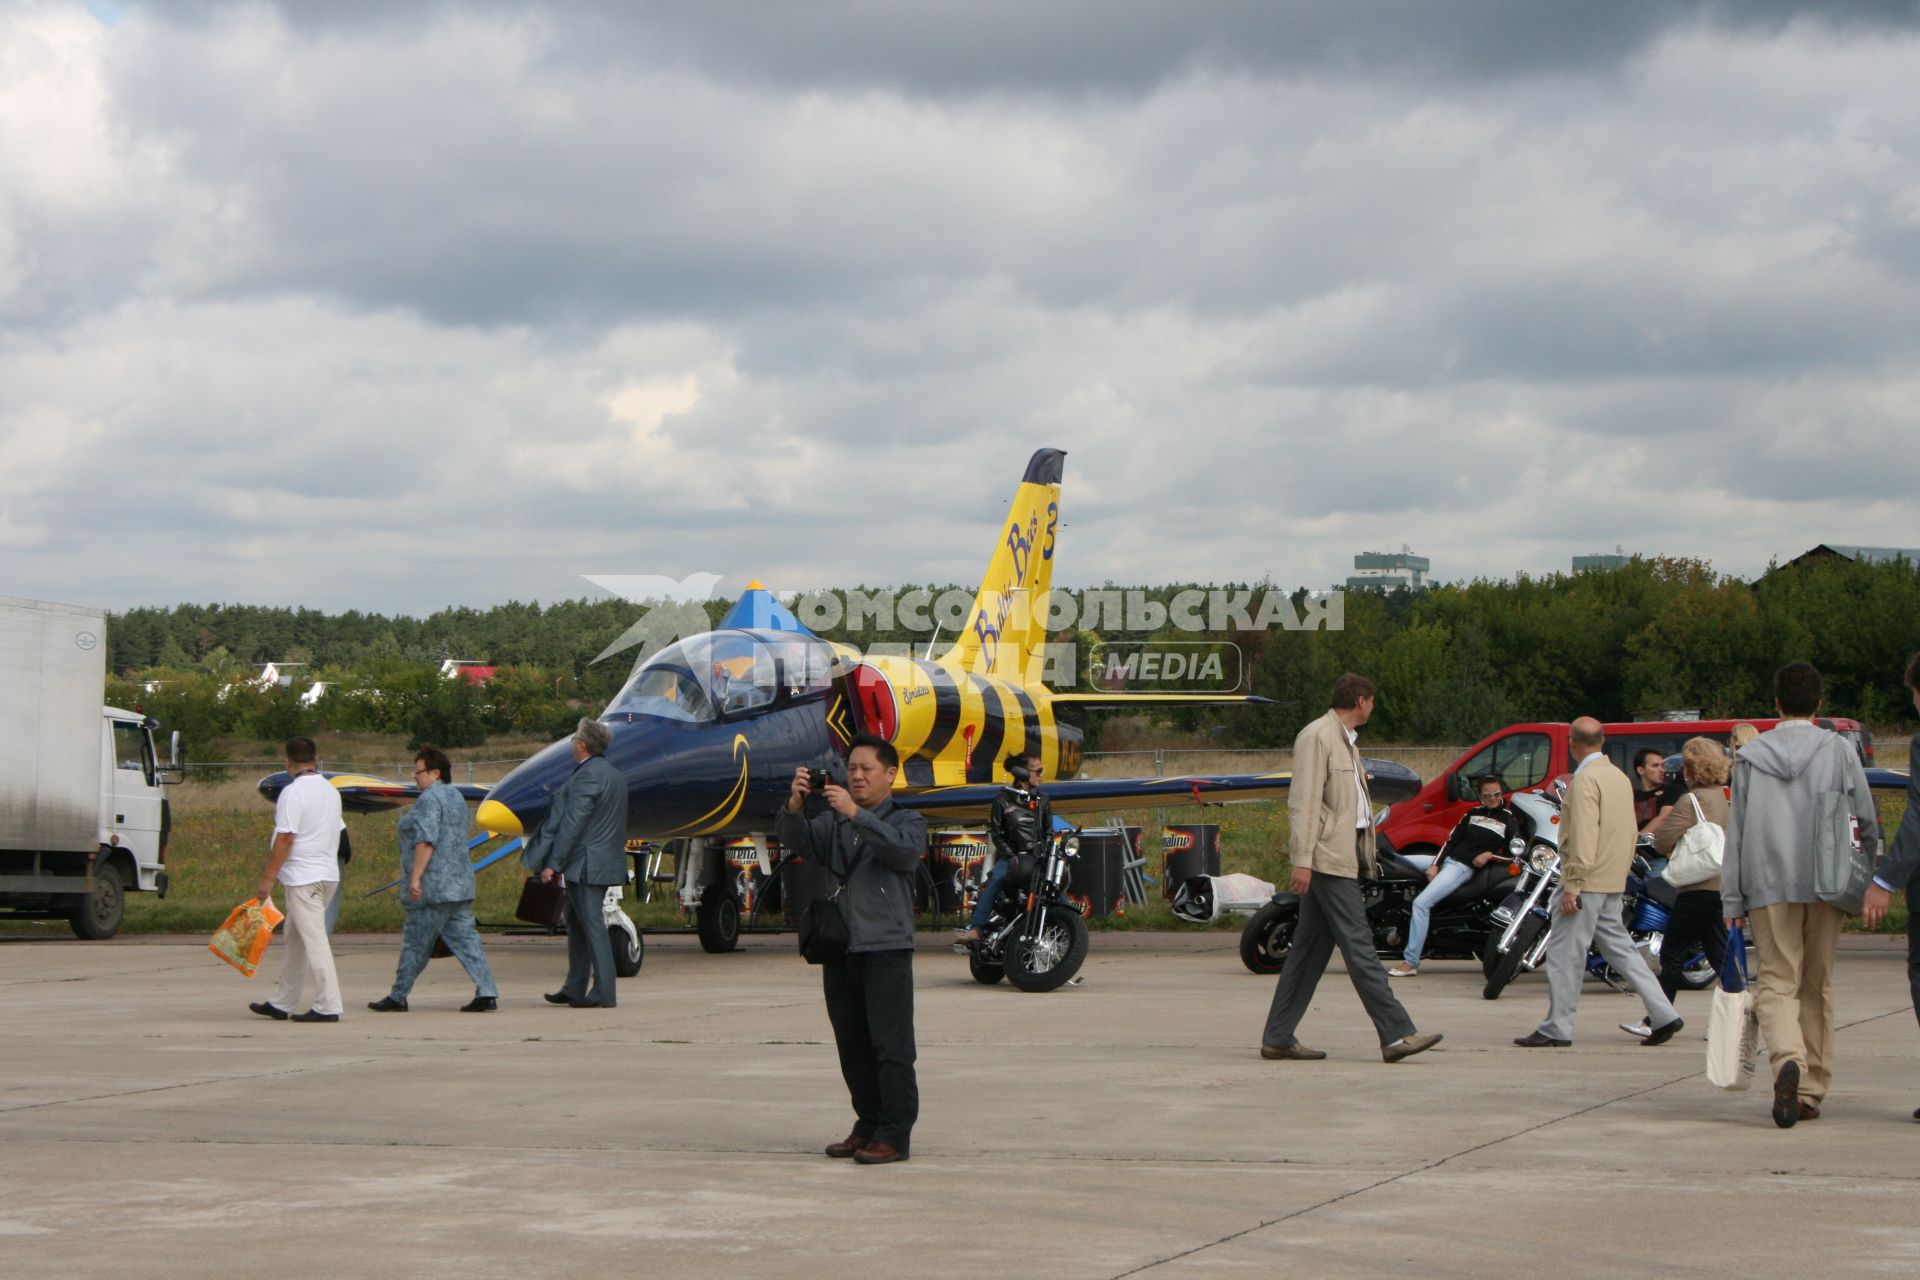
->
[1705,926,1760,1091]
[1813,737,1871,916]
[1663,792,1724,888]
[798,844,853,965]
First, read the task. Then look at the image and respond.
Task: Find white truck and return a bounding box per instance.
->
[0,597,181,938]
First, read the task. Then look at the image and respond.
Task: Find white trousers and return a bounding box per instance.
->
[271,881,343,1015]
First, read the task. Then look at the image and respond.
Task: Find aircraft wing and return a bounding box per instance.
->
[256,770,490,812]
[1868,768,1911,793]
[894,758,1422,824]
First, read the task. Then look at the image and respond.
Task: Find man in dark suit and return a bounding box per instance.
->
[524,718,631,1009]
[1861,651,1920,1121]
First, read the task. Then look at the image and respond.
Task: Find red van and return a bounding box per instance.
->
[1378,717,1872,857]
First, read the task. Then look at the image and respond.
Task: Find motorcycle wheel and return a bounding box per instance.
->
[1005,909,1090,992]
[1479,929,1502,980]
[968,949,1006,985]
[1239,900,1295,975]
[1677,949,1717,990]
[1483,914,1547,1001]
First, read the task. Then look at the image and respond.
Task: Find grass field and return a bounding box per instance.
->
[1,738,1907,940]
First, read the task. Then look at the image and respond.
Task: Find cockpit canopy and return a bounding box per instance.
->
[604,630,840,723]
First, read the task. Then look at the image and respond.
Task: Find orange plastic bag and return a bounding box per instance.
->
[208,897,286,977]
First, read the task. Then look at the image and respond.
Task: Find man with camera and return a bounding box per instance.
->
[777,735,929,1165]
[953,751,1052,947]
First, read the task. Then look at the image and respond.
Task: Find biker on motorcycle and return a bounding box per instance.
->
[1387,775,1520,977]
[953,751,1052,948]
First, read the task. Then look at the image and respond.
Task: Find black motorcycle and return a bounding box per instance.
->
[1239,844,1526,975]
[965,829,1091,992]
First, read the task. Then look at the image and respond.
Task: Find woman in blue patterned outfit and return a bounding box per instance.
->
[367,744,499,1012]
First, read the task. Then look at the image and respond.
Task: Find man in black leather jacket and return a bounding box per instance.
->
[954,752,1053,945]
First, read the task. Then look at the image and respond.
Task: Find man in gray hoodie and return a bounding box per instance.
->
[1724,662,1881,1128]
[777,735,929,1165]
[1860,651,1920,1121]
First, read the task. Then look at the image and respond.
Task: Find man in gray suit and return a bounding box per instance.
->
[1261,673,1441,1064]
[524,718,631,1009]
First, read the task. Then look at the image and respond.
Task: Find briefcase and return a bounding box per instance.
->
[515,876,567,927]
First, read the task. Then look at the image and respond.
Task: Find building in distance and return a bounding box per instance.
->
[1345,546,1429,594]
[1573,546,1630,572]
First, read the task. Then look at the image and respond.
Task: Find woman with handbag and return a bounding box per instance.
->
[1628,737,1730,1031]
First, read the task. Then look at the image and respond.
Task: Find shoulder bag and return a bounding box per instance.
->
[1813,736,1871,916]
[798,838,852,965]
[1663,792,1724,888]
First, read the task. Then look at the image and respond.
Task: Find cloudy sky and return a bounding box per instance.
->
[3,1,1918,615]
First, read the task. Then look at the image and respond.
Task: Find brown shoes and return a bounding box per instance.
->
[1260,1041,1327,1060]
[825,1134,870,1158]
[1773,1061,1801,1129]
[853,1141,907,1165]
[1797,1100,1821,1122]
[1382,1032,1443,1063]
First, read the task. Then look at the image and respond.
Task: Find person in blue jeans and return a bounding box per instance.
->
[954,752,1052,946]
[1388,775,1519,976]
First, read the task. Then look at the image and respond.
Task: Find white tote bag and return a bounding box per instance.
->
[1664,792,1724,888]
[1706,928,1759,1091]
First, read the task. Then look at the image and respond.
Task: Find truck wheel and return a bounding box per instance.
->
[70,860,125,940]
[696,886,740,953]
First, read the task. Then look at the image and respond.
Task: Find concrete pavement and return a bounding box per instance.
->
[1,930,1916,1278]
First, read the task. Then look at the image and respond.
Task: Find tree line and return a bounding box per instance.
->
[104,555,1920,756]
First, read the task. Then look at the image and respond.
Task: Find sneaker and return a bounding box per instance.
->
[1619,1020,1651,1038]
[1773,1061,1801,1129]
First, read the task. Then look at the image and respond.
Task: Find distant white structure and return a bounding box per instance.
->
[1345,545,1429,593]
[299,682,330,708]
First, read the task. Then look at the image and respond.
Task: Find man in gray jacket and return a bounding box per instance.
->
[1724,663,1881,1128]
[524,718,631,1009]
[1861,651,1920,1121]
[776,735,929,1165]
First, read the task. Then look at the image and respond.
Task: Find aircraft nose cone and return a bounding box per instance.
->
[476,799,523,838]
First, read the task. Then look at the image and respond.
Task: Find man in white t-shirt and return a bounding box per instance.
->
[250,736,346,1022]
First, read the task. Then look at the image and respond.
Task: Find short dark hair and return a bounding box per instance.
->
[1633,747,1664,770]
[849,734,900,770]
[1774,662,1824,717]
[1472,774,1503,794]
[1330,673,1375,710]
[415,743,453,785]
[284,736,317,765]
[1906,650,1920,691]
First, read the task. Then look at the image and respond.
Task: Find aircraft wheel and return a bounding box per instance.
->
[696,886,740,953]
[610,925,644,977]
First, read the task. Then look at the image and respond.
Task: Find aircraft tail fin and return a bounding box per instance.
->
[938,448,1064,683]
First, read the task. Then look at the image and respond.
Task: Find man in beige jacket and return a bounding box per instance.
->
[1515,717,1683,1048]
[1260,674,1442,1063]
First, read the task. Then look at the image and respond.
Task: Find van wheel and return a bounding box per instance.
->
[70,861,125,940]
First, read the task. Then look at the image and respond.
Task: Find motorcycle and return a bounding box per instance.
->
[964,827,1091,992]
[1238,808,1528,976]
[1480,795,1715,999]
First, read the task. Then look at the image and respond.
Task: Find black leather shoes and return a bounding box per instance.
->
[1514,1031,1570,1047]
[1641,1017,1683,1046]
[367,996,408,1013]
[291,1010,340,1023]
[1259,1041,1328,1060]
[461,996,498,1012]
[248,1001,289,1021]
[543,991,576,1005]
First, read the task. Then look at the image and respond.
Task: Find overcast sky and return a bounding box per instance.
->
[3,1,1918,615]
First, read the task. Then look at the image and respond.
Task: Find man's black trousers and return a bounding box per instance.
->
[822,948,918,1152]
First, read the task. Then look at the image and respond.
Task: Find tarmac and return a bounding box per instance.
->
[1,927,1916,1280]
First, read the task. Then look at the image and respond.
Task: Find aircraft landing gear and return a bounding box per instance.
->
[696,885,741,953]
